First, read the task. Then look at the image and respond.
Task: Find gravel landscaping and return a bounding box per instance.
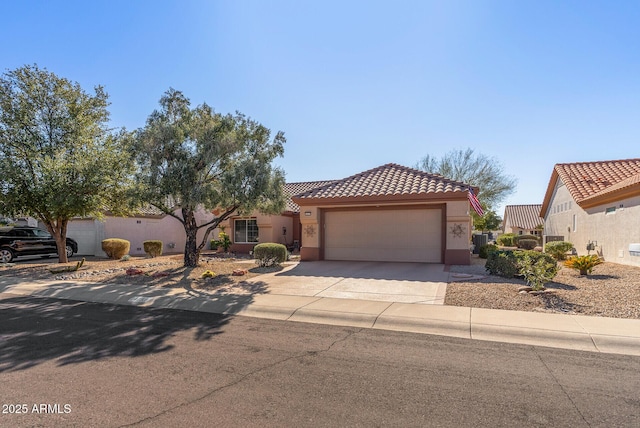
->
[1,253,638,319]
[0,253,282,296]
[447,255,640,319]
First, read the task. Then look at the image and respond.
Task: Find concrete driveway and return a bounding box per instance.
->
[247,261,449,304]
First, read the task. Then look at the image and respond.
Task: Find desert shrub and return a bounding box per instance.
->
[516,234,541,244]
[545,241,574,260]
[102,238,130,260]
[486,250,558,289]
[564,255,603,276]
[485,250,519,277]
[211,229,232,252]
[254,243,287,267]
[201,270,216,278]
[496,233,517,247]
[518,239,538,250]
[516,251,558,290]
[143,240,163,257]
[478,244,498,259]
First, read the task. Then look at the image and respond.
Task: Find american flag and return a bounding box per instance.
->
[468,188,484,216]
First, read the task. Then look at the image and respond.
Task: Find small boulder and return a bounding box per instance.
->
[232,269,248,276]
[126,268,144,276]
[151,271,170,278]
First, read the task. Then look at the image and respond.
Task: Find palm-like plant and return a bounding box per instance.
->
[564,255,603,276]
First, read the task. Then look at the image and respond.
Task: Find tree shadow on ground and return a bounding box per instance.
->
[545,281,578,291]
[583,274,620,280]
[0,295,238,373]
[536,292,590,314]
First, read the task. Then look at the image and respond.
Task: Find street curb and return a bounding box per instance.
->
[3,279,640,357]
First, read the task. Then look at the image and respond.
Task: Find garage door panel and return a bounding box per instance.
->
[324,209,441,263]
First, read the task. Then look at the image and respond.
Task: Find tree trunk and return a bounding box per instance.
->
[46,219,69,263]
[183,209,200,267]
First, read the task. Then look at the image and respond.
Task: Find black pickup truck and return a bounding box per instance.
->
[0,226,78,263]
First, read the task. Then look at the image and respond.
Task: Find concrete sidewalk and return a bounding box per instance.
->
[1,276,639,357]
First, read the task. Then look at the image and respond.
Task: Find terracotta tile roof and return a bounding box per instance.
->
[554,159,640,202]
[283,181,337,212]
[504,204,543,231]
[293,163,470,203]
[541,158,640,215]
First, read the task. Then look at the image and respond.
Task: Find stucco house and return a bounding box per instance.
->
[68,163,477,265]
[291,163,475,265]
[540,158,640,267]
[66,206,217,257]
[66,182,337,257]
[502,204,543,236]
[214,180,336,254]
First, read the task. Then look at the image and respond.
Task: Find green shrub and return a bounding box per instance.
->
[545,241,574,260]
[518,239,538,250]
[478,244,498,259]
[211,229,232,252]
[102,238,130,260]
[564,255,603,275]
[486,250,558,290]
[496,233,517,247]
[143,240,163,258]
[485,250,519,277]
[254,243,287,267]
[517,251,558,291]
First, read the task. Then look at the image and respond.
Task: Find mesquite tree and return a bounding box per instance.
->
[416,148,516,210]
[133,89,286,267]
[0,64,134,263]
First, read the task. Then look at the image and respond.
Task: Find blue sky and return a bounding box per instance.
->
[2,0,639,216]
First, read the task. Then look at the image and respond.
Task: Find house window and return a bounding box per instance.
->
[572,214,577,232]
[234,219,258,243]
[605,207,616,215]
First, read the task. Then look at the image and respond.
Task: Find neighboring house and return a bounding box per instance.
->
[540,158,640,267]
[502,204,543,236]
[66,206,216,257]
[292,163,475,265]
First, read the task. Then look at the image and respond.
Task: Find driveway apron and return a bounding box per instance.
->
[247,261,448,304]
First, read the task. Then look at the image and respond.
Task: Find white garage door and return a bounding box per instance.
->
[67,219,98,256]
[324,208,442,263]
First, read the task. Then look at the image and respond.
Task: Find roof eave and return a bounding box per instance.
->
[540,170,561,218]
[578,185,640,209]
[293,192,468,207]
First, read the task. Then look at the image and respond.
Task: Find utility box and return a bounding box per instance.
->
[472,234,488,254]
[629,243,640,257]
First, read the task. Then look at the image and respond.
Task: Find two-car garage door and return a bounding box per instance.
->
[323,208,442,263]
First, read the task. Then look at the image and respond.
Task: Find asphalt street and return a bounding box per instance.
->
[1,293,639,427]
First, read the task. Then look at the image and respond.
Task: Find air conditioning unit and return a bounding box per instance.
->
[629,243,640,257]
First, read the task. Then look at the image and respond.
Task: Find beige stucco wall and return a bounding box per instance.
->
[544,180,640,267]
[446,200,473,251]
[101,208,215,256]
[218,213,293,247]
[296,201,472,264]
